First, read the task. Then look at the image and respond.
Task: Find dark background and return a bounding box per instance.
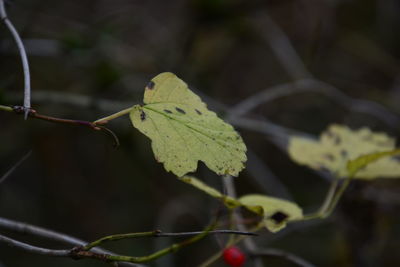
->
[1,0,400,266]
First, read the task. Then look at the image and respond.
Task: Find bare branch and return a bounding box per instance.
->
[0,106,120,147]
[0,217,144,267]
[251,248,316,267]
[0,234,70,257]
[83,230,256,251]
[229,79,400,127]
[0,0,31,118]
[0,150,31,185]
[250,12,311,80]
[156,230,257,237]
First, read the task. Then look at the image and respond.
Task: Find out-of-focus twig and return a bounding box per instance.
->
[0,0,31,118]
[251,248,316,267]
[246,149,293,200]
[250,12,312,80]
[0,150,31,185]
[229,79,400,127]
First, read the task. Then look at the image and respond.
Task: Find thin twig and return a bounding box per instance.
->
[0,234,70,256]
[0,0,31,118]
[0,217,144,266]
[0,105,120,147]
[251,248,316,267]
[0,216,254,265]
[0,150,32,185]
[83,229,257,251]
[222,175,264,267]
[156,230,257,237]
[72,222,219,264]
[250,12,311,80]
[229,79,400,127]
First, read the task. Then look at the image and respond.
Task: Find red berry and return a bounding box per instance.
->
[223,246,246,267]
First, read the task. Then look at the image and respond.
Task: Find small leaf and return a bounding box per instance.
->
[347,149,400,177]
[130,72,247,177]
[238,194,303,232]
[179,176,240,209]
[179,176,303,232]
[288,124,400,179]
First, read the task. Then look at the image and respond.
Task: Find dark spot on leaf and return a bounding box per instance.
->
[362,135,373,141]
[195,109,202,115]
[318,166,330,173]
[341,150,348,157]
[323,154,335,161]
[325,130,333,138]
[175,107,186,114]
[326,131,341,145]
[164,109,172,114]
[146,81,155,90]
[376,140,393,147]
[140,110,146,121]
[334,136,341,145]
[270,211,288,224]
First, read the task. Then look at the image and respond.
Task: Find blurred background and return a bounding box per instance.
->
[1,0,400,266]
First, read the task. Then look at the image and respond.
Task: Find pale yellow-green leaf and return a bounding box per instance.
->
[130,72,247,177]
[239,194,303,232]
[288,124,400,179]
[178,176,241,209]
[347,149,400,177]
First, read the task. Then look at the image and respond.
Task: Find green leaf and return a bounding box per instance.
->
[347,149,400,177]
[288,124,400,179]
[238,194,303,232]
[178,176,241,209]
[178,176,302,232]
[130,72,247,177]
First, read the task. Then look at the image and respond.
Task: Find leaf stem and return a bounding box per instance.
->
[93,107,133,125]
[323,176,353,217]
[300,176,351,221]
[317,178,339,216]
[0,104,13,112]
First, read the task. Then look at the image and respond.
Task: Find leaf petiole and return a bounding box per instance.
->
[93,107,133,125]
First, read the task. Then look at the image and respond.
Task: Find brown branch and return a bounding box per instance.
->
[10,105,120,147]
